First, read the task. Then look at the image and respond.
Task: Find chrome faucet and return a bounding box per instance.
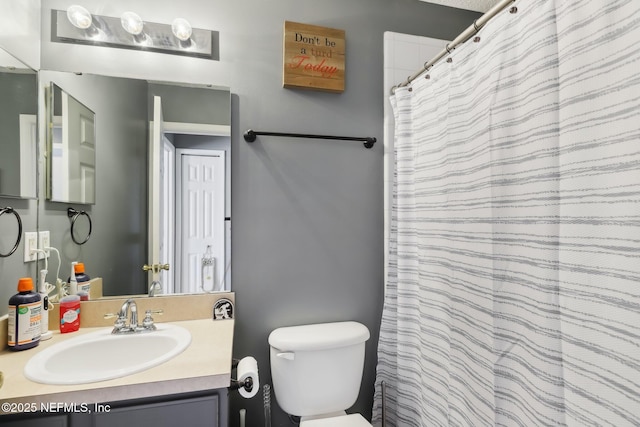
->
[109,298,139,334]
[120,298,139,329]
[106,298,163,334]
[148,280,163,297]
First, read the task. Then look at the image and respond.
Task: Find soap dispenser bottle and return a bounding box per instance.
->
[38,270,53,341]
[8,277,41,351]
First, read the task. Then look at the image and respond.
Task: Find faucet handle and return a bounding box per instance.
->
[105,312,127,333]
[142,309,163,330]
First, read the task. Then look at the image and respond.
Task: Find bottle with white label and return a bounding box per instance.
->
[7,277,41,351]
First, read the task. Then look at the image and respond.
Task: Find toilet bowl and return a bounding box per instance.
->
[268,321,372,426]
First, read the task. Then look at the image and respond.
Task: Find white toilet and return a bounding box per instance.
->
[268,321,372,427]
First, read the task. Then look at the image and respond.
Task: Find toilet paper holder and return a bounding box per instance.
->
[230,358,254,394]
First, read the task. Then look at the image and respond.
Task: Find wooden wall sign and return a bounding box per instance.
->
[283,21,345,93]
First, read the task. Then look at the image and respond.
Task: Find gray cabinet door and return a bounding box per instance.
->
[93,395,219,427]
[1,414,68,427]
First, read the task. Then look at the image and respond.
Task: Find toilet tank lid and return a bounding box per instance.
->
[269,321,370,351]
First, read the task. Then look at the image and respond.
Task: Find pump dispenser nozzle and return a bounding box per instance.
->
[69,261,78,295]
[39,269,53,341]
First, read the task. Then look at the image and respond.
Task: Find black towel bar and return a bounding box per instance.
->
[244,129,376,149]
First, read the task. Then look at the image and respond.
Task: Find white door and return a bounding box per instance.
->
[177,151,226,293]
[64,92,95,203]
[148,96,173,290]
[160,137,175,293]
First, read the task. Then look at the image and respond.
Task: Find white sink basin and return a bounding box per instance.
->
[24,324,191,385]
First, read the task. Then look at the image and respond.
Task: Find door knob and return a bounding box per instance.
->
[142,263,171,273]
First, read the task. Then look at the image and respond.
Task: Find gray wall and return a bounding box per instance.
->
[148,83,231,126]
[7,0,478,426]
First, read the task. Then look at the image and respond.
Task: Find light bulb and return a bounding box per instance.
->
[121,11,144,36]
[67,5,92,30]
[171,18,192,41]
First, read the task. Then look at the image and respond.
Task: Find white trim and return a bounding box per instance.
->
[163,122,230,136]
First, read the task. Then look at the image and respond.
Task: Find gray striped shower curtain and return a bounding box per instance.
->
[373,0,640,426]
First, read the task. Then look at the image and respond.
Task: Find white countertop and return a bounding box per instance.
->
[0,318,234,410]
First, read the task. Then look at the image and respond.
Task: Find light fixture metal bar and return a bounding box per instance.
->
[52,10,219,60]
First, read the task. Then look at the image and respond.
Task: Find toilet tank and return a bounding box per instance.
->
[268,321,370,417]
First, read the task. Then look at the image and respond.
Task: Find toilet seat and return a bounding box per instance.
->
[300,413,372,427]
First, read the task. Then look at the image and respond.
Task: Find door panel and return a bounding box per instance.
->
[179,152,225,293]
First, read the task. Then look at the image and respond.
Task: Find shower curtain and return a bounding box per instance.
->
[373,0,640,426]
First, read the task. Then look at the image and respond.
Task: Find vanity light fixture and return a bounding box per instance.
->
[171,18,192,42]
[121,11,144,36]
[52,7,218,59]
[66,5,92,29]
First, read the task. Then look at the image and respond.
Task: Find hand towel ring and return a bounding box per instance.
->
[67,207,92,245]
[0,207,23,257]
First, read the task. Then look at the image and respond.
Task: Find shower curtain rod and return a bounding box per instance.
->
[391,0,516,94]
[244,129,377,149]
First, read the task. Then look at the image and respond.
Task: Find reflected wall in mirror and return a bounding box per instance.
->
[39,70,231,297]
[0,47,37,199]
[47,82,97,204]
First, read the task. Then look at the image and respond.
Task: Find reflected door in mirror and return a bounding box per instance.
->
[178,151,226,293]
[49,83,96,204]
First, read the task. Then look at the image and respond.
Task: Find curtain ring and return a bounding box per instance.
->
[0,207,23,257]
[473,19,480,32]
[67,207,92,245]
[445,43,453,54]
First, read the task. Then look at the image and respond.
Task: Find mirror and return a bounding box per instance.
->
[39,70,231,297]
[47,82,97,204]
[0,47,37,199]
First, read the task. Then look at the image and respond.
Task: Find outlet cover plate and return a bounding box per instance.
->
[38,231,50,259]
[24,231,38,262]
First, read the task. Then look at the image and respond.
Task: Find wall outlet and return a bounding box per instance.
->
[38,231,50,259]
[24,232,38,262]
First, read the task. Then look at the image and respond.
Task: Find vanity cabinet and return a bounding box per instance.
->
[2,415,68,427]
[89,393,226,427]
[2,391,228,427]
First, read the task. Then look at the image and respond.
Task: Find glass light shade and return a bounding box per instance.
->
[171,18,192,41]
[67,5,93,30]
[121,11,144,35]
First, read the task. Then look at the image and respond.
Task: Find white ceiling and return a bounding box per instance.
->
[419,0,500,13]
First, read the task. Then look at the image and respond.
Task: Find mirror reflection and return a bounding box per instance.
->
[0,47,37,199]
[39,70,231,297]
[48,82,97,204]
